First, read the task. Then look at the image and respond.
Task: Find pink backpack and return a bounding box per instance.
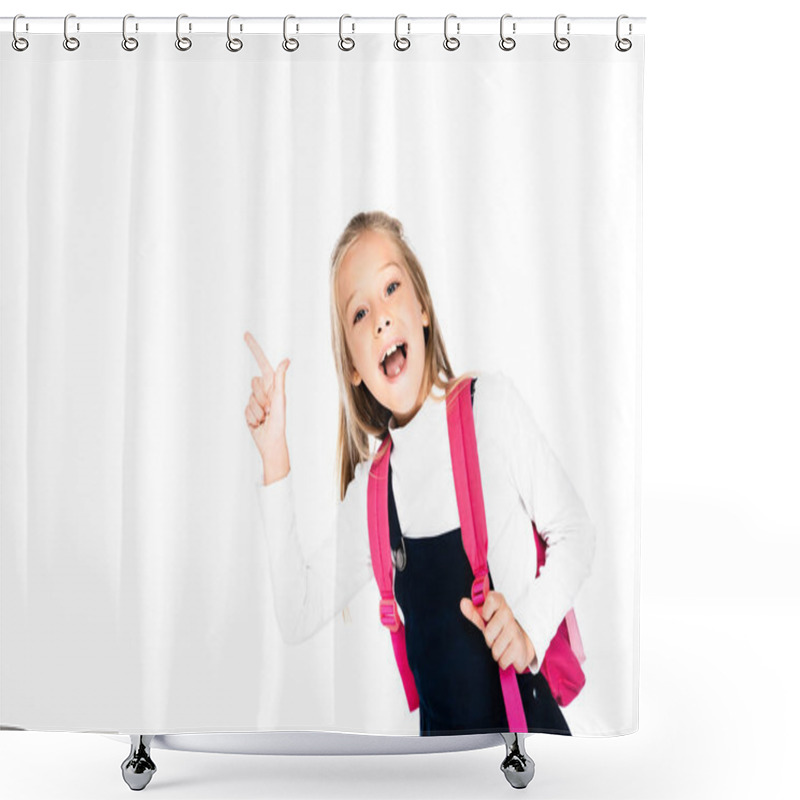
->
[367,376,586,731]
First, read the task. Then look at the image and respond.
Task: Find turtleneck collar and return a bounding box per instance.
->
[386,388,447,451]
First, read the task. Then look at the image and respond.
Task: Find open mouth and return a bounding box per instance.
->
[380,341,408,379]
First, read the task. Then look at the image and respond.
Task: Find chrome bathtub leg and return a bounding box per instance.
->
[499,732,535,789]
[121,735,157,791]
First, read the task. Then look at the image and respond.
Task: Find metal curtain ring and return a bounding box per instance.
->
[63,13,80,51]
[175,13,192,51]
[227,15,243,52]
[338,14,355,51]
[394,14,410,51]
[553,14,570,51]
[122,14,139,51]
[615,14,632,51]
[12,14,29,51]
[283,15,299,51]
[443,13,460,51]
[499,13,516,51]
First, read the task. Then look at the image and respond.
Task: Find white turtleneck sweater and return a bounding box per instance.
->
[257,371,595,676]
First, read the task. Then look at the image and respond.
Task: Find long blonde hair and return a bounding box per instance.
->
[330,211,464,500]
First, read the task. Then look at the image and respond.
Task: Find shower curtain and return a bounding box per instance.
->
[0,17,643,737]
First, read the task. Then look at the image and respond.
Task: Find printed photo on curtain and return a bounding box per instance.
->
[1,20,643,743]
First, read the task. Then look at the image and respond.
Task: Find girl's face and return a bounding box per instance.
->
[338,229,430,426]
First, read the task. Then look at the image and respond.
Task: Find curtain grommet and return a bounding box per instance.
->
[338,14,355,51]
[12,14,29,51]
[226,15,243,52]
[443,14,460,51]
[394,15,411,51]
[121,14,139,52]
[553,14,570,52]
[175,14,192,51]
[282,15,299,52]
[63,13,80,51]
[499,14,516,51]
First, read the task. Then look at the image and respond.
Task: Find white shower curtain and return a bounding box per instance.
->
[1,21,643,736]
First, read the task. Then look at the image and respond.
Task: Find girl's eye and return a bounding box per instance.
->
[353,282,399,325]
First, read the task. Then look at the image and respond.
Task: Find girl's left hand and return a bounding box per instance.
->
[460,592,536,673]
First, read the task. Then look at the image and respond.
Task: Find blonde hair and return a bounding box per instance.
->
[330,211,467,500]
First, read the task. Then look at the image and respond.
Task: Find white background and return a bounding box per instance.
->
[1,1,798,799]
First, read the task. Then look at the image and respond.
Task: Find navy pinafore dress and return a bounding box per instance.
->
[387,378,571,736]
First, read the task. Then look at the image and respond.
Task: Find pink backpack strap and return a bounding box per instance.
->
[367,437,420,712]
[446,377,528,734]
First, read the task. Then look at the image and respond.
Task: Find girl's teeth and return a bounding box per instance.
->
[382,343,400,364]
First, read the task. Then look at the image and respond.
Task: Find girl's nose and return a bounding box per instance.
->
[376,315,391,335]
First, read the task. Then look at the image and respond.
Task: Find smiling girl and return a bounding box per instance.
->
[244,210,595,736]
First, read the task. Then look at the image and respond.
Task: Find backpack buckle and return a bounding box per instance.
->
[471,573,490,607]
[379,598,401,633]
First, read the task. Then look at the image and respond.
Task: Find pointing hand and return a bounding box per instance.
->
[244,331,291,484]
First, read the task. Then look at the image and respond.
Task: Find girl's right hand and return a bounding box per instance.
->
[244,331,291,484]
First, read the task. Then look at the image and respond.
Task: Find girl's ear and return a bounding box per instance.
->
[351,369,362,387]
[422,309,429,327]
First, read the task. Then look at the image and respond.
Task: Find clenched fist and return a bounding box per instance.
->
[460,591,537,674]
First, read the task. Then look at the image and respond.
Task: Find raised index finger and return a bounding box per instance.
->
[244,331,274,382]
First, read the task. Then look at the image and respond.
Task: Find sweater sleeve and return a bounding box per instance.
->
[489,375,596,675]
[255,460,373,645]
